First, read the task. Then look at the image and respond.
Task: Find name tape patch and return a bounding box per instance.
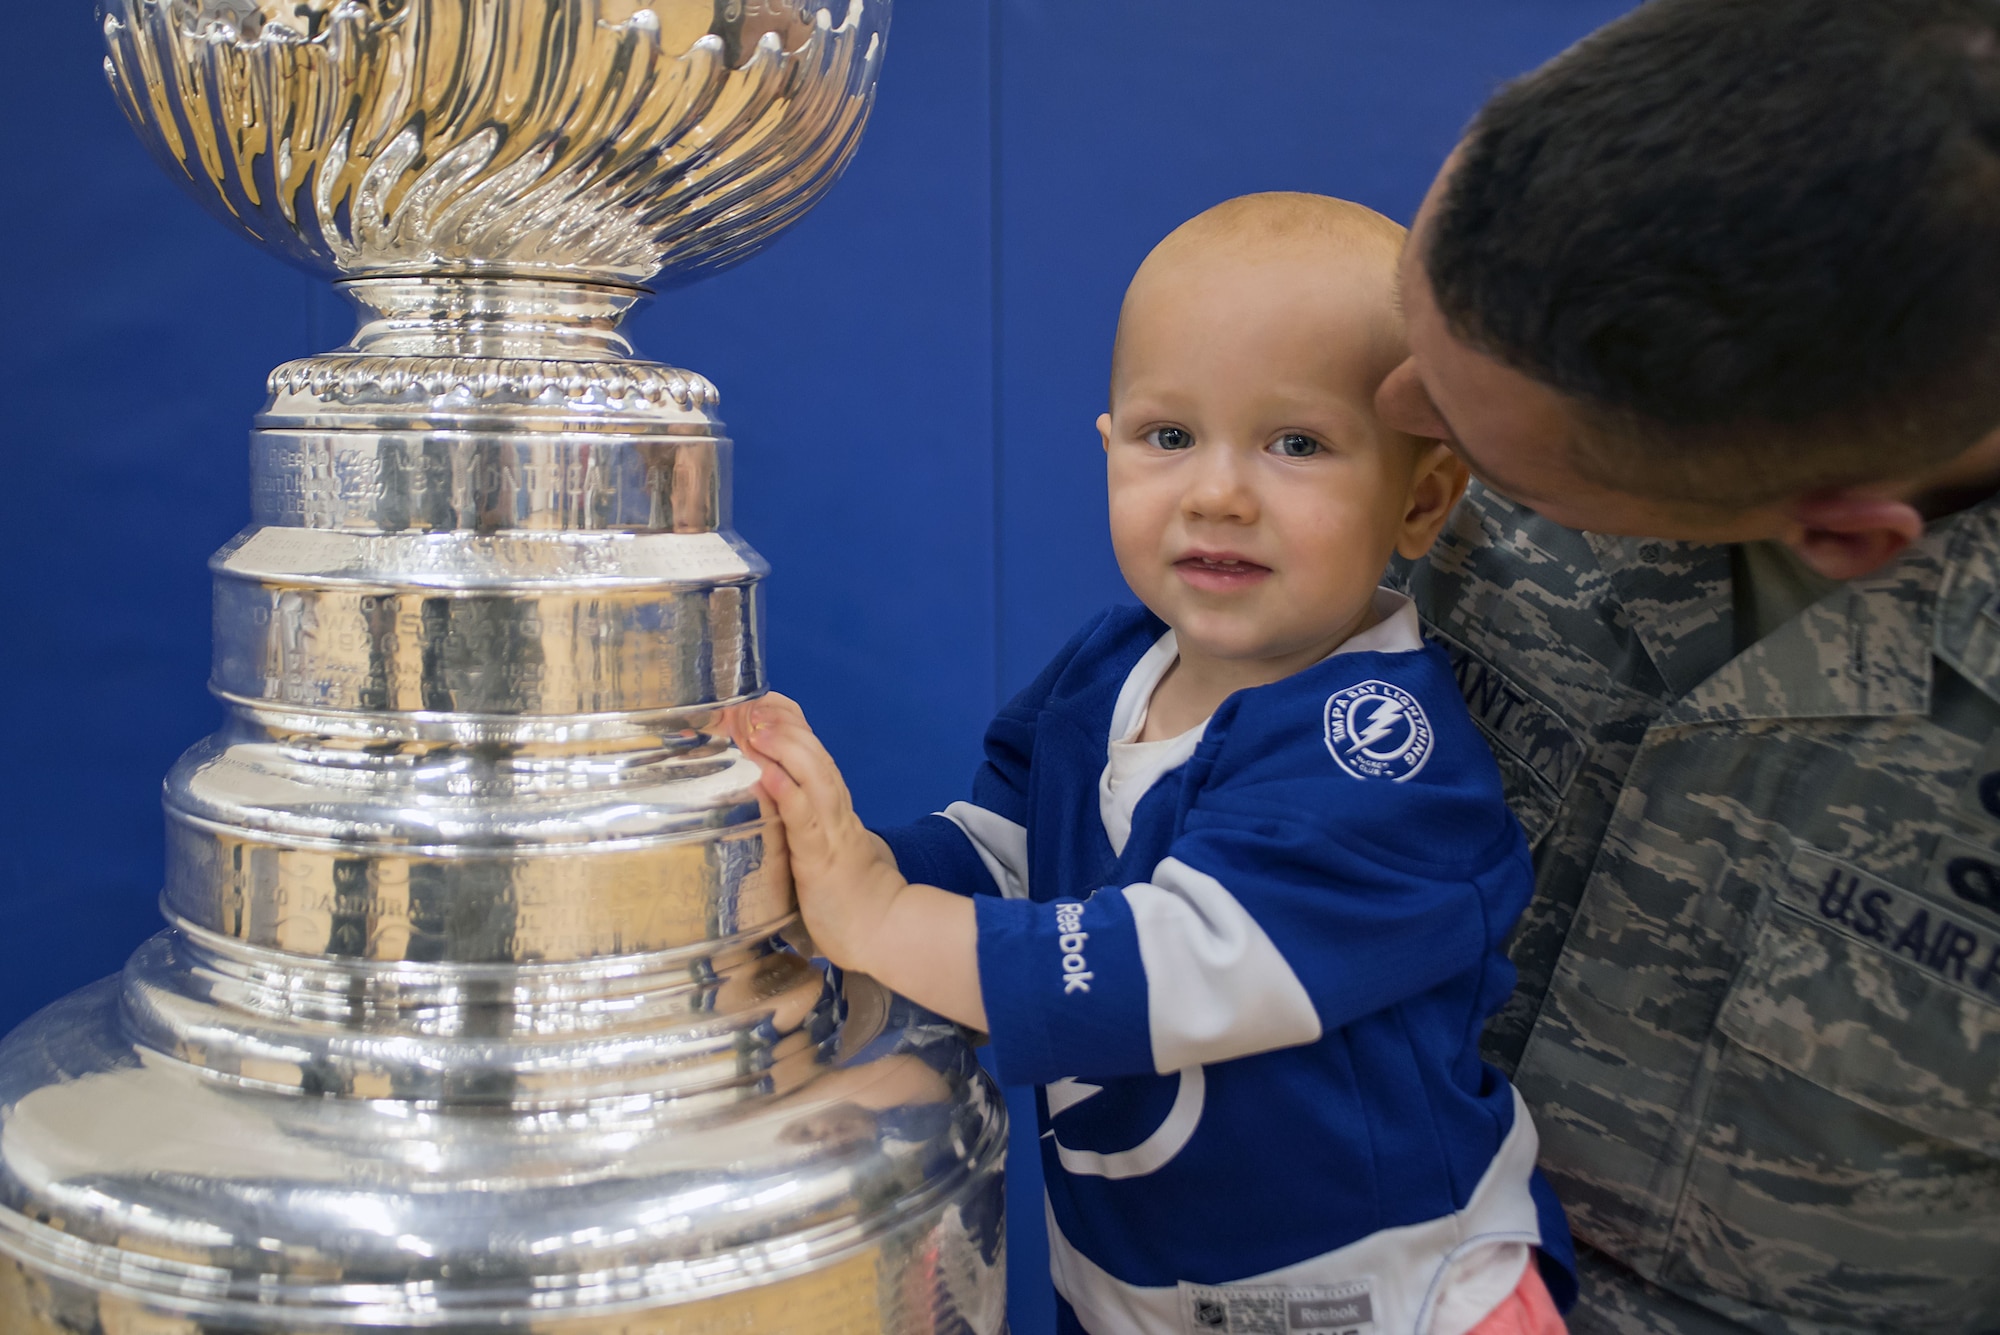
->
[1427,626,1585,797]
[1324,681,1433,783]
[1786,847,2000,1004]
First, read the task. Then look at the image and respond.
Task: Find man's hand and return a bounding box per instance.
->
[727,695,988,1031]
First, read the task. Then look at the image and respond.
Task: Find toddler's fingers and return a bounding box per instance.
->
[749,751,800,801]
[732,695,811,763]
[737,734,802,800]
[743,715,853,811]
[729,701,813,799]
[750,692,809,727]
[739,737,841,854]
[750,751,837,864]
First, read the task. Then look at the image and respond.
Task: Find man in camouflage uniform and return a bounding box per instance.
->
[1376,1,2000,1331]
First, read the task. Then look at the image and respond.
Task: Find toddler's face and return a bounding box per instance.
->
[1101,246,1459,668]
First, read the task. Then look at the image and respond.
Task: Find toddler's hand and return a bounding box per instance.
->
[728,693,907,971]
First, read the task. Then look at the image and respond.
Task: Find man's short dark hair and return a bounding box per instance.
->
[1426,0,2000,504]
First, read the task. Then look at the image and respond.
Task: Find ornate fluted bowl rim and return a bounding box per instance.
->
[98,0,890,288]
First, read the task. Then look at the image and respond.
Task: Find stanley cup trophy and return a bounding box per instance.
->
[0,2,1009,1330]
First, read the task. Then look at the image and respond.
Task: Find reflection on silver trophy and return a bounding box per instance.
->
[0,1,1008,1329]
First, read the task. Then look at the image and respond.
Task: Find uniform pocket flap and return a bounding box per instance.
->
[1716,847,2000,1157]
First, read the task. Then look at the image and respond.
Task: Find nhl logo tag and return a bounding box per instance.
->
[1324,681,1433,782]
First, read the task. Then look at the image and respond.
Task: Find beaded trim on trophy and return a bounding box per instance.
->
[268,355,722,413]
[259,276,727,426]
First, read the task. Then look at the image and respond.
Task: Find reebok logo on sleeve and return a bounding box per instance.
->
[1055,901,1092,994]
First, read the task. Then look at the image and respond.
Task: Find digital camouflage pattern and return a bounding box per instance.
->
[1404,484,2000,1335]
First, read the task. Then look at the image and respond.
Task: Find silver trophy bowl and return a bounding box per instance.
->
[0,2,1009,1331]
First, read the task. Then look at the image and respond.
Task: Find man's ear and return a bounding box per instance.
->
[1394,441,1470,561]
[1782,490,1924,581]
[1097,412,1113,453]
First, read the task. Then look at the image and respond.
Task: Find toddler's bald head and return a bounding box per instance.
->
[1111,193,1409,404]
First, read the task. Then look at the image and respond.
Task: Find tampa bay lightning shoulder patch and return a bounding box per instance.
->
[1324,680,1433,782]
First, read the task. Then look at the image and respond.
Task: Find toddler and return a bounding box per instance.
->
[733,193,1573,1335]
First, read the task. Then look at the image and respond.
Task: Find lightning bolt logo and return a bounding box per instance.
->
[1324,681,1434,782]
[1349,698,1406,754]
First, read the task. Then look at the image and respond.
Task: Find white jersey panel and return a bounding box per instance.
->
[1123,857,1322,1073]
[939,801,1031,900]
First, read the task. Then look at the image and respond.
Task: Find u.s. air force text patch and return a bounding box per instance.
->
[1324,681,1433,782]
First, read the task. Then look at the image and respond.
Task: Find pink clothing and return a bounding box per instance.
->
[1465,1259,1567,1335]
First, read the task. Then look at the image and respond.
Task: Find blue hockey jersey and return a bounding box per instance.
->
[878,596,1575,1335]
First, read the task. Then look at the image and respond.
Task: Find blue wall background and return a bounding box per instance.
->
[0,3,1633,1329]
